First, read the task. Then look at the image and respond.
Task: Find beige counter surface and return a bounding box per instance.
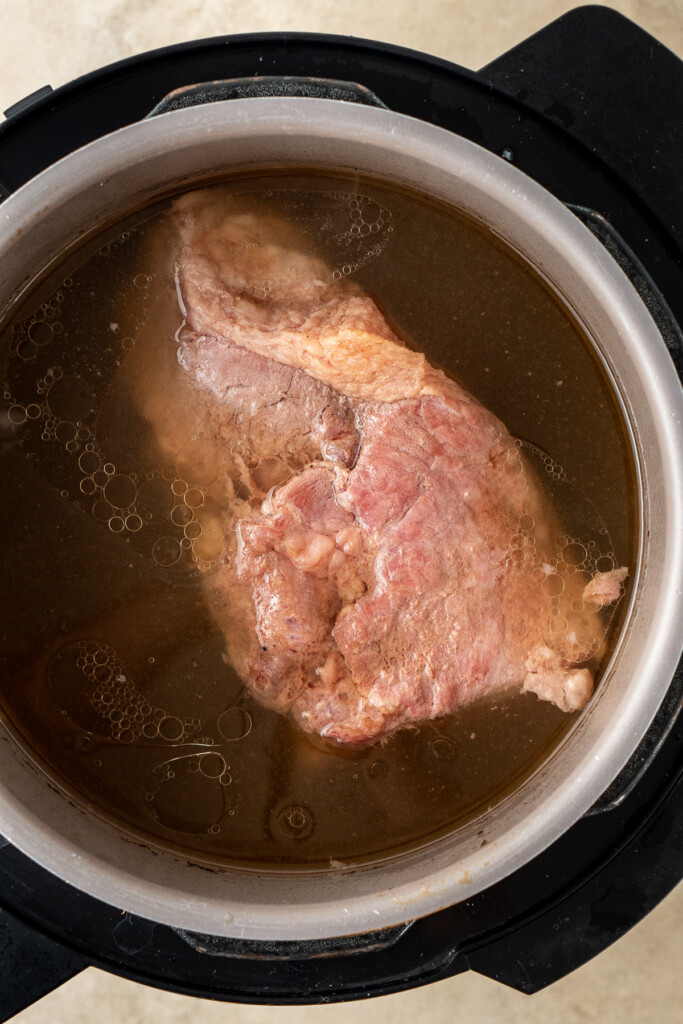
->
[0,2,682,1022]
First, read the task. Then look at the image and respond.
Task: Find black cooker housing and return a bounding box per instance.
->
[0,5,681,1018]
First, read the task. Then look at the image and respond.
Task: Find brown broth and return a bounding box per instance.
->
[0,170,636,868]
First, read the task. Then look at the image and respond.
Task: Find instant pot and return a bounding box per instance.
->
[0,5,682,1017]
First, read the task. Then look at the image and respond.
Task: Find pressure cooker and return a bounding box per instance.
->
[0,5,681,1017]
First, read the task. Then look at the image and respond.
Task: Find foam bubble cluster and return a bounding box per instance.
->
[69,639,202,745]
[260,187,393,280]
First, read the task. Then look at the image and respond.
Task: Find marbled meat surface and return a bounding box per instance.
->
[170,189,627,744]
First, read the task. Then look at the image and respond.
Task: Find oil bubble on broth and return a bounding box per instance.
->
[0,171,634,868]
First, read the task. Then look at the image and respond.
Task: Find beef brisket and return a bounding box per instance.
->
[170,188,627,743]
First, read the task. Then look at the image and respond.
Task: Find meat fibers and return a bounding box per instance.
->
[169,189,628,744]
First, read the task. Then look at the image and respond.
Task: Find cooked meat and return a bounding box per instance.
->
[177,326,359,471]
[171,188,628,744]
[175,189,442,403]
[582,567,629,607]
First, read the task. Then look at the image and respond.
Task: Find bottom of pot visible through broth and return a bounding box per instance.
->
[0,169,635,870]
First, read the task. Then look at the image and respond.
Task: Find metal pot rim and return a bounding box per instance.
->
[0,96,681,940]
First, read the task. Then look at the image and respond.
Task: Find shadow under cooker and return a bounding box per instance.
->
[0,6,681,1013]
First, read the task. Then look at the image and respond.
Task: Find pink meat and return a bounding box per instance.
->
[582,567,629,607]
[171,188,628,744]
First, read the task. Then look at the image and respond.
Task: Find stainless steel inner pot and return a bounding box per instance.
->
[0,97,681,941]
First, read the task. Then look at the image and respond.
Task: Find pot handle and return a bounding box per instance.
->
[585,665,683,815]
[172,919,414,961]
[568,204,683,815]
[570,205,683,816]
[146,76,388,118]
[567,205,683,358]
[0,838,87,1022]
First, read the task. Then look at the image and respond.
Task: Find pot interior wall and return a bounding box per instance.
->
[0,99,681,940]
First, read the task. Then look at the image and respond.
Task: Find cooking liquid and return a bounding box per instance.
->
[0,171,635,868]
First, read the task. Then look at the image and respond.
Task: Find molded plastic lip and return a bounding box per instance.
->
[0,98,681,941]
